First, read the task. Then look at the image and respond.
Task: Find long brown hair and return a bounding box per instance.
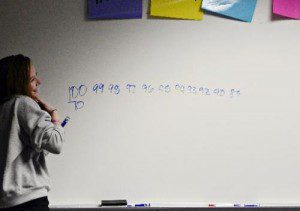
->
[0,54,31,102]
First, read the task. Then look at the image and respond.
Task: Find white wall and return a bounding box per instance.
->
[1,0,300,206]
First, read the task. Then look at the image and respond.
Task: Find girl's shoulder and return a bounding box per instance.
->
[14,95,39,108]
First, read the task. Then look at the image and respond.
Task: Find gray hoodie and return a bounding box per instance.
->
[0,95,65,208]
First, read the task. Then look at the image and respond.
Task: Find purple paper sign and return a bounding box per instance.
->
[88,0,143,19]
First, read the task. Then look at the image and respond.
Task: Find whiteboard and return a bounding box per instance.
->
[1,0,300,206]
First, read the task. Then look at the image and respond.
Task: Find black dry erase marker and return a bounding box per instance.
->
[61,116,70,127]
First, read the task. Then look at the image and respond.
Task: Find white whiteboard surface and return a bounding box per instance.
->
[1,0,300,206]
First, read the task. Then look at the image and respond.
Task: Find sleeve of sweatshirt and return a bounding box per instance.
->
[16,96,65,154]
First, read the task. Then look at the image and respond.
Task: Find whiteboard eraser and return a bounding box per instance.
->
[100,200,127,206]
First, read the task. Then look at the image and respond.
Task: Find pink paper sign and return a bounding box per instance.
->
[273,0,300,19]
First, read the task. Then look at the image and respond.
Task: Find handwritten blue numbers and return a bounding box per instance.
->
[187,85,197,94]
[159,84,171,93]
[213,88,225,96]
[68,84,87,110]
[230,89,241,98]
[126,84,136,93]
[142,84,155,93]
[175,83,185,93]
[108,84,121,95]
[68,82,241,111]
[92,83,105,94]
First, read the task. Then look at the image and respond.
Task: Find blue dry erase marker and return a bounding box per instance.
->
[244,204,260,207]
[61,116,70,127]
[135,203,150,207]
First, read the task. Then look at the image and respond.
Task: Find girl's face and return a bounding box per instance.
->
[28,65,41,99]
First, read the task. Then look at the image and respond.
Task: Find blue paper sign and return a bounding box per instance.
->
[201,0,257,22]
[87,0,143,19]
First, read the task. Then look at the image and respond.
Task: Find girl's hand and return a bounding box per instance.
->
[34,95,56,114]
[33,95,60,125]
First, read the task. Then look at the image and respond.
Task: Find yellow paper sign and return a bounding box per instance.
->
[150,0,203,20]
